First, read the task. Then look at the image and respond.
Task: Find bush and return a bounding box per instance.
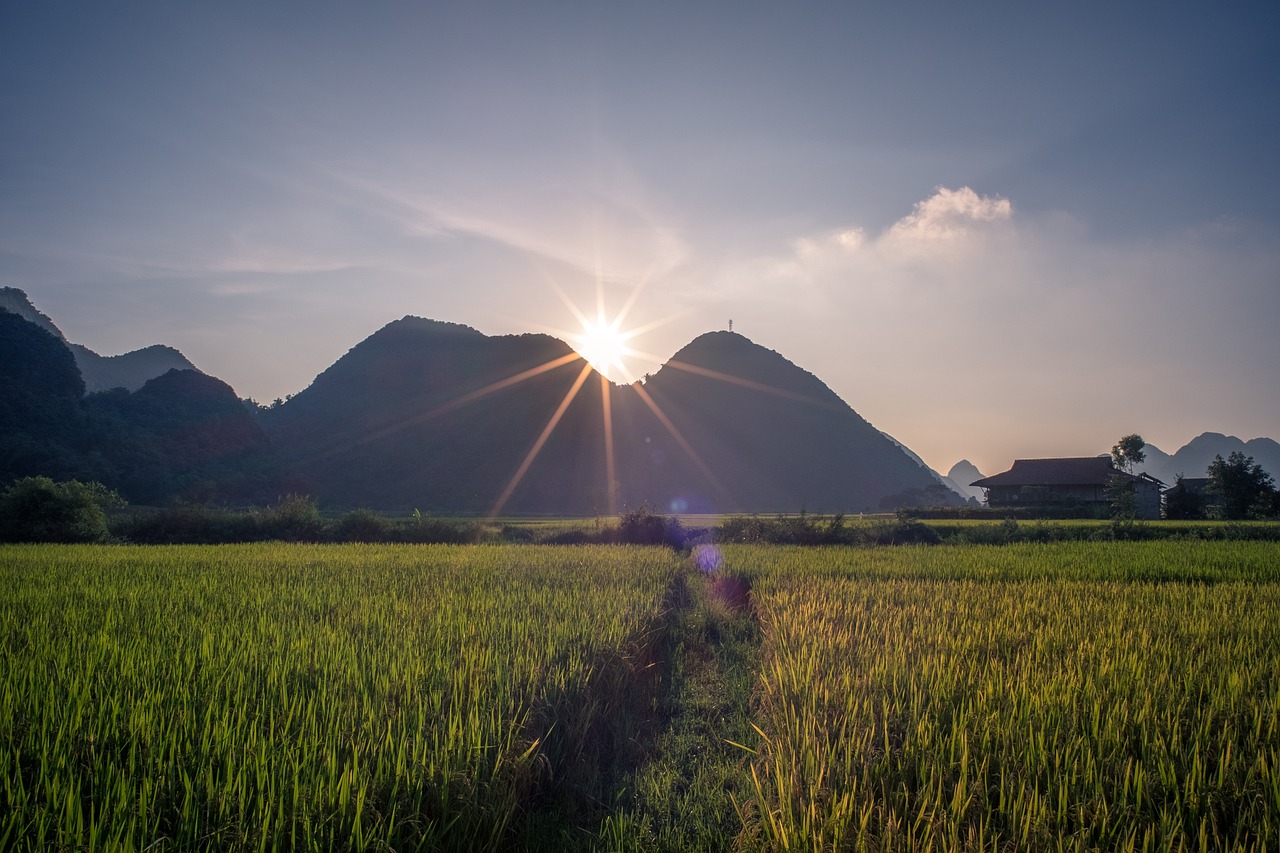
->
[614,505,686,548]
[0,476,124,543]
[254,494,324,542]
[115,503,255,544]
[332,508,390,543]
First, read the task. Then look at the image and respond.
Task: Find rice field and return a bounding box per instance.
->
[0,544,681,851]
[3,540,1280,851]
[731,542,1280,851]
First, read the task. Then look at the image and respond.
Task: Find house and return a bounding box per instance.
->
[971,457,1165,519]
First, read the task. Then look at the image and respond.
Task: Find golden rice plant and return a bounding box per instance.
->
[0,543,680,851]
[734,542,1280,851]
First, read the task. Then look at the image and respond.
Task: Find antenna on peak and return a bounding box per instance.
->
[728,319,733,333]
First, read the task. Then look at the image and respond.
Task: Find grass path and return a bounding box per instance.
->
[583,563,763,851]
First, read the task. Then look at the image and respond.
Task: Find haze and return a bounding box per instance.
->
[3,3,1277,476]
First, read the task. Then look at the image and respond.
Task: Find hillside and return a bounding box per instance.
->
[3,293,980,512]
[1,306,267,502]
[261,322,953,513]
[0,287,196,391]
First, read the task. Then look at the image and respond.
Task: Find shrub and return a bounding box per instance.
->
[254,494,324,542]
[332,508,390,543]
[0,476,124,543]
[614,505,687,548]
[115,503,254,544]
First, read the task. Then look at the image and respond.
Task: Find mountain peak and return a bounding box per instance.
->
[387,316,485,337]
[0,287,65,340]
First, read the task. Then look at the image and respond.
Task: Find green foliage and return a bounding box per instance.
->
[1207,451,1278,519]
[0,544,681,850]
[614,505,687,548]
[0,476,123,543]
[331,507,390,542]
[1110,433,1146,473]
[254,493,324,541]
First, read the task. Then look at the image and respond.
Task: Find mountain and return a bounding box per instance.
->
[629,332,959,513]
[880,431,973,503]
[1,303,267,502]
[0,287,196,391]
[262,321,954,513]
[69,342,197,393]
[944,460,986,502]
[1139,433,1280,484]
[3,291,977,512]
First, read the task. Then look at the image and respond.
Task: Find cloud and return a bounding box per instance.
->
[886,186,1012,242]
[714,186,1280,475]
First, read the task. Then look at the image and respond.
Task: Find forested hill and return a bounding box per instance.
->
[5,294,956,512]
[259,320,954,513]
[0,287,196,391]
[0,308,269,503]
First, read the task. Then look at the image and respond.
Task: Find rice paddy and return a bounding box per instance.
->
[3,540,1279,850]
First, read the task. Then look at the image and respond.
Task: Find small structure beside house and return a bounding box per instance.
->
[971,456,1165,519]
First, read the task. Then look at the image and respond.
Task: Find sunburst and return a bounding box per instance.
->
[319,267,830,520]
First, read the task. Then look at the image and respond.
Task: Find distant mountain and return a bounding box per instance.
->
[3,290,978,512]
[880,432,973,503]
[944,460,986,502]
[1,303,267,502]
[1139,433,1280,484]
[69,342,197,393]
[262,320,954,513]
[0,287,196,391]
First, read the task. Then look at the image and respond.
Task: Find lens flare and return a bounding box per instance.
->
[573,319,631,380]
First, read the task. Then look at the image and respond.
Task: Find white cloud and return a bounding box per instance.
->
[886,186,1012,242]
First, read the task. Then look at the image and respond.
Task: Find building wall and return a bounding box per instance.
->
[986,482,1162,519]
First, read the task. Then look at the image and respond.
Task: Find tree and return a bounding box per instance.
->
[0,476,124,543]
[1110,434,1146,474]
[1106,434,1145,524]
[1206,452,1277,520]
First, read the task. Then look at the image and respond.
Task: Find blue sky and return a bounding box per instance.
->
[3,2,1277,475]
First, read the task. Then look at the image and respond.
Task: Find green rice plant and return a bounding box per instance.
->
[0,543,681,851]
[732,542,1280,851]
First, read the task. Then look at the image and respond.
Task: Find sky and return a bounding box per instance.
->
[3,2,1278,477]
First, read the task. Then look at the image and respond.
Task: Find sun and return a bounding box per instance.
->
[572,319,632,380]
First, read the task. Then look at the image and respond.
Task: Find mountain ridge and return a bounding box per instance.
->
[260,321,955,513]
[1,287,198,392]
[1140,433,1280,484]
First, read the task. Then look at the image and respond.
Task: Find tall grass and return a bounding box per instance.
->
[0,544,680,851]
[733,542,1280,850]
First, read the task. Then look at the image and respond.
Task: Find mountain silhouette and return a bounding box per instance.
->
[1,304,266,502]
[1140,433,1280,484]
[944,460,986,502]
[0,287,196,391]
[261,320,952,513]
[1,292,999,513]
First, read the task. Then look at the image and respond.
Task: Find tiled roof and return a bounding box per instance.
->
[971,457,1125,488]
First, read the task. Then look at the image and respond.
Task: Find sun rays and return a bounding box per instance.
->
[308,273,836,520]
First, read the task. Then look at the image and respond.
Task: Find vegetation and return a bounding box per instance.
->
[1105,432,1145,526]
[5,540,1280,850]
[0,476,124,543]
[1207,450,1278,519]
[731,542,1280,850]
[0,544,682,850]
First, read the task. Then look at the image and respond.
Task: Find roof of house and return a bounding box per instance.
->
[971,457,1163,489]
